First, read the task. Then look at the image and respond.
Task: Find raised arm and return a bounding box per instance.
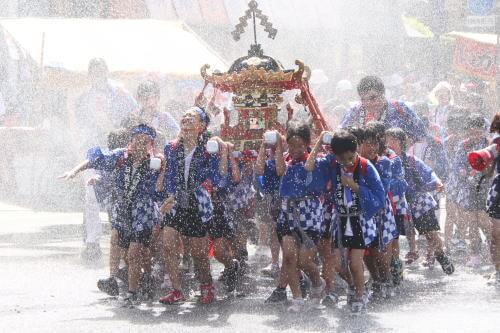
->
[58,159,89,180]
[305,131,329,172]
[255,141,266,176]
[275,135,286,177]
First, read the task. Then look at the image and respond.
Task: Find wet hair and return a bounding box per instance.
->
[357,75,385,95]
[107,128,130,150]
[385,127,407,151]
[286,121,311,145]
[365,121,386,140]
[489,113,500,133]
[330,130,358,155]
[137,80,160,98]
[465,113,485,130]
[347,126,364,142]
[88,57,108,73]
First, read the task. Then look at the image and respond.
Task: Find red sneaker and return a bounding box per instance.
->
[199,283,215,304]
[159,289,185,304]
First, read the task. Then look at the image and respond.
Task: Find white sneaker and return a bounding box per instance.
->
[350,299,365,315]
[486,271,500,286]
[465,255,481,268]
[287,298,306,313]
[309,278,326,305]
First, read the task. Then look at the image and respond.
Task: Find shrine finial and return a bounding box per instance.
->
[231,0,277,53]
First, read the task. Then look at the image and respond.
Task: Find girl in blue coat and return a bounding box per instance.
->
[157,107,228,305]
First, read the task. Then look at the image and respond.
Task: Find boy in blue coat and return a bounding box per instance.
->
[259,122,328,312]
[386,128,454,275]
[306,130,385,314]
[60,124,165,305]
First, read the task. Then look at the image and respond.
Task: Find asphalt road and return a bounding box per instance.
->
[0,202,499,333]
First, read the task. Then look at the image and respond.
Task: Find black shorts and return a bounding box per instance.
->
[321,218,333,240]
[208,201,234,239]
[163,205,207,238]
[413,210,440,235]
[117,227,152,249]
[332,217,366,249]
[276,223,320,247]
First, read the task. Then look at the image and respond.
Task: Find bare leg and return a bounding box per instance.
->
[281,236,301,298]
[491,218,500,270]
[333,248,352,285]
[213,237,233,268]
[127,242,144,293]
[163,227,182,290]
[109,229,121,276]
[317,239,336,292]
[298,246,321,287]
[349,249,365,299]
[190,236,212,284]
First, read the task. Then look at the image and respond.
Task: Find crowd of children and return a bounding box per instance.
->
[60,99,500,316]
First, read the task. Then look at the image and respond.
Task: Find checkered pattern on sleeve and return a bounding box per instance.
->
[277,197,323,232]
[168,187,213,224]
[377,196,398,246]
[392,194,409,216]
[229,182,255,211]
[487,175,500,217]
[410,192,437,219]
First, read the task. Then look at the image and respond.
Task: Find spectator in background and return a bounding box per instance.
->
[122,80,180,146]
[75,58,138,262]
[428,81,454,129]
[340,76,426,143]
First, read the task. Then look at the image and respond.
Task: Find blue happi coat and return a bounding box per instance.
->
[386,149,409,217]
[264,153,329,232]
[403,154,439,219]
[87,147,161,234]
[161,139,221,223]
[327,155,385,246]
[340,100,427,143]
[372,156,398,246]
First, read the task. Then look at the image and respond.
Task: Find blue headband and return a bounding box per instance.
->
[130,124,156,140]
[193,106,210,126]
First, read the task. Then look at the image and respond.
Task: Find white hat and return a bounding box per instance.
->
[335,79,353,92]
[309,69,329,85]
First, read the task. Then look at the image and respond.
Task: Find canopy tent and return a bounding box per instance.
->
[0,18,227,76]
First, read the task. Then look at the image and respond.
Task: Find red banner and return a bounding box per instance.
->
[453,36,496,80]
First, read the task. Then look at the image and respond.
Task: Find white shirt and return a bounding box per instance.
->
[184,149,196,187]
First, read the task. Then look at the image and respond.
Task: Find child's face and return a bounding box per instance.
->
[130,134,153,155]
[386,135,402,154]
[180,109,205,134]
[287,136,308,160]
[359,138,379,160]
[337,150,357,167]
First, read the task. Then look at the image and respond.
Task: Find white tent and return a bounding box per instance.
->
[0,18,227,76]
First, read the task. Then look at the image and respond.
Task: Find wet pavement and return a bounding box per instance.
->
[1,201,499,333]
